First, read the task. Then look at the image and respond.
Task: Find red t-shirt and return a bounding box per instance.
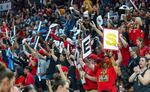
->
[28,55,38,75]
[18,30,26,38]
[139,46,149,57]
[1,26,9,33]
[96,66,117,92]
[24,73,35,86]
[15,76,25,85]
[31,37,35,43]
[145,38,150,46]
[83,65,97,90]
[1,44,6,50]
[120,45,130,67]
[129,29,144,46]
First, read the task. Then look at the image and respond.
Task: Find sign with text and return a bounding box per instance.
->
[82,35,92,59]
[0,2,11,12]
[103,29,118,50]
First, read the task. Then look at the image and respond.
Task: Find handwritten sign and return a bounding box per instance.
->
[82,35,92,59]
[103,29,118,50]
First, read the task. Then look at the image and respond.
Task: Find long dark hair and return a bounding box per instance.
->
[51,73,67,92]
[0,62,14,83]
[16,66,24,78]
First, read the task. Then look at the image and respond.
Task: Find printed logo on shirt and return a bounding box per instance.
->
[99,75,109,82]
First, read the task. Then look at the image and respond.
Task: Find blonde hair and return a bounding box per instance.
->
[135,17,143,26]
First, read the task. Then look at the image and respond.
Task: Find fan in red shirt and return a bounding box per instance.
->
[119,34,130,67]
[96,55,121,92]
[24,66,35,86]
[28,54,38,75]
[136,38,149,57]
[84,51,122,92]
[23,41,38,75]
[1,22,9,33]
[128,17,144,46]
[15,67,25,88]
[79,54,98,91]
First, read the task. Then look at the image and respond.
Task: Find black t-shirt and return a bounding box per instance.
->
[128,56,140,74]
[56,59,70,67]
[68,66,78,91]
[46,57,57,79]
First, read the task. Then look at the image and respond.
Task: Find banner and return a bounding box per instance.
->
[0,2,11,12]
[82,35,92,59]
[103,29,118,50]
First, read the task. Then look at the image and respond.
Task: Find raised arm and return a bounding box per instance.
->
[44,41,51,52]
[79,59,97,82]
[37,43,48,59]
[110,50,122,76]
[90,21,103,37]
[50,49,58,62]
[79,58,95,71]
[129,66,140,82]
[116,49,122,65]
[23,45,30,57]
[119,34,128,48]
[56,65,68,81]
[24,42,36,54]
[85,73,97,82]
[46,80,53,92]
[29,56,36,67]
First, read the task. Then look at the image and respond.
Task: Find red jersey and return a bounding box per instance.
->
[28,55,38,75]
[24,73,35,86]
[83,65,97,90]
[96,66,117,92]
[120,45,130,67]
[129,29,144,46]
[1,26,9,33]
[139,46,149,57]
[18,30,26,38]
[15,76,25,85]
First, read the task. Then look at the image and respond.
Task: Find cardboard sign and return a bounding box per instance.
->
[82,35,92,59]
[103,29,118,50]
[0,2,11,12]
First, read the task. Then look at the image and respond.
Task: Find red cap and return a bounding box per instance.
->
[38,49,45,56]
[61,66,68,73]
[88,54,98,60]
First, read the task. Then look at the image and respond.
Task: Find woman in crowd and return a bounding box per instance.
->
[47,74,70,92]
[80,50,122,92]
[79,54,98,92]
[24,66,35,86]
[0,62,19,92]
[128,47,140,74]
[21,85,37,92]
[136,38,149,57]
[15,66,25,88]
[129,57,150,92]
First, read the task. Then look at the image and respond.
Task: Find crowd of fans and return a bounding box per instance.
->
[0,0,150,92]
